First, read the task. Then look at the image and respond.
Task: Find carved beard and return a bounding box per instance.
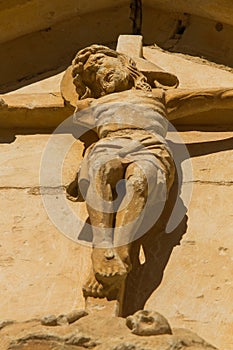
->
[96,68,131,96]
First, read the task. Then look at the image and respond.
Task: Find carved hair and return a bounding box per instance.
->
[72,44,152,99]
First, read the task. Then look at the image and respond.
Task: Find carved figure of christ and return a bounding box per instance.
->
[65,37,233,299]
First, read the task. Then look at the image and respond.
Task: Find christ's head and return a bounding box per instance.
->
[72,45,151,99]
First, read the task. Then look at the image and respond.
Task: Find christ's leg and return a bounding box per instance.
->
[114,158,170,273]
[114,162,149,268]
[85,158,128,287]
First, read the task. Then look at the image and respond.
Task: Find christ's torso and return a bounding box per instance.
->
[74,89,168,141]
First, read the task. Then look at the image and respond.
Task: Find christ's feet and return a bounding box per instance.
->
[115,244,132,274]
[92,247,128,286]
[83,271,105,298]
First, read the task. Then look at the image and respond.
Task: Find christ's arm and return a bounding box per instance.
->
[73,98,96,128]
[164,88,233,121]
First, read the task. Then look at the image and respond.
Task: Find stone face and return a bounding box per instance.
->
[126,310,172,336]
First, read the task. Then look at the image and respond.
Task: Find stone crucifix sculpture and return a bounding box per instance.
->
[62,35,233,313]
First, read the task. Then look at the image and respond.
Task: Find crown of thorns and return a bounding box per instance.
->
[71,44,137,77]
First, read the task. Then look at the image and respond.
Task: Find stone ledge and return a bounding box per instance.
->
[1,92,64,108]
[0,92,73,128]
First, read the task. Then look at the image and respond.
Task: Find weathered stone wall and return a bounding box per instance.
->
[1,45,233,349]
[0,6,130,93]
[1,0,232,44]
[0,2,233,349]
[143,8,233,67]
[0,0,127,44]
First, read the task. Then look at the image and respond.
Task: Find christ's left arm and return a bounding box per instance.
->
[165,88,233,121]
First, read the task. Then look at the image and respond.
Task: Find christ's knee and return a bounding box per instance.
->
[127,167,148,198]
[96,158,125,188]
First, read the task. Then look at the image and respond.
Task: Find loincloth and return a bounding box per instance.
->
[75,130,175,199]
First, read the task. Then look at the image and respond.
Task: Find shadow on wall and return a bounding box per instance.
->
[64,131,232,316]
[122,172,187,317]
[2,4,233,93]
[0,6,130,93]
[120,135,233,317]
[165,15,233,69]
[143,7,233,69]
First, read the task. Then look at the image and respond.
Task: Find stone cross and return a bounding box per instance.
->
[116,34,143,58]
